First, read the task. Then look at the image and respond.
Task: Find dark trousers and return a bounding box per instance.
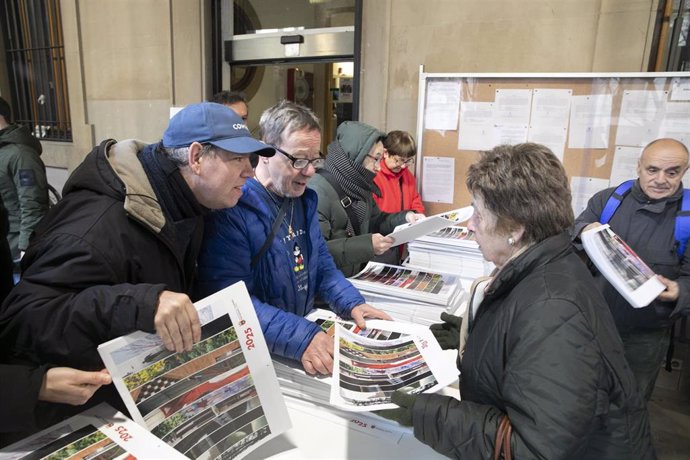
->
[620,327,671,401]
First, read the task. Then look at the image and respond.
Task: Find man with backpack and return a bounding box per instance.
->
[573,137,690,400]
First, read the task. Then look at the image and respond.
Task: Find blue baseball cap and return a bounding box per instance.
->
[163,102,275,157]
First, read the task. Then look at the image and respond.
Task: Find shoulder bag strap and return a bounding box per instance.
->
[317,169,361,235]
[493,415,513,460]
[251,198,289,268]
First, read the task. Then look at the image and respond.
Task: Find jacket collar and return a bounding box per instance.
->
[630,179,683,215]
[379,158,404,179]
[484,232,572,300]
[242,178,317,217]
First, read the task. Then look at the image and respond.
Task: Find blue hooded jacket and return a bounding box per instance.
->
[195,178,365,361]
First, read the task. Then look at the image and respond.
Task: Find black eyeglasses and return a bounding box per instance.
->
[366,154,383,166]
[274,145,325,170]
[391,155,415,166]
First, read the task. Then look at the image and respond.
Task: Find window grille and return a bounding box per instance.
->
[0,0,71,141]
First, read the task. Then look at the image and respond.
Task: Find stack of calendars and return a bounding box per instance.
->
[347,261,467,326]
[406,226,494,290]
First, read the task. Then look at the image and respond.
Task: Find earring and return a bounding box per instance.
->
[507,237,515,246]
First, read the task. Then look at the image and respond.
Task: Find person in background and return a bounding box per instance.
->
[373,130,425,215]
[0,96,49,263]
[0,102,274,443]
[196,100,390,375]
[308,121,425,277]
[372,130,426,264]
[380,143,654,459]
[210,90,249,122]
[573,137,690,401]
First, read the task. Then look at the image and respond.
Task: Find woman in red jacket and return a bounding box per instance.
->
[373,131,425,215]
[372,131,425,265]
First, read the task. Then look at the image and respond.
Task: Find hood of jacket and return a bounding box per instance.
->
[0,124,43,154]
[63,139,166,233]
[335,121,384,165]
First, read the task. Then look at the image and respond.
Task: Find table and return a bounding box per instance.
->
[245,396,449,460]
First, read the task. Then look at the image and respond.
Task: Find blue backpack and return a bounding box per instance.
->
[600,179,690,259]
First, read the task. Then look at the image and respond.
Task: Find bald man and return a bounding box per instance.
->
[573,138,690,400]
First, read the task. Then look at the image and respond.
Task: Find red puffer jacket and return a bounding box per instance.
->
[373,160,425,214]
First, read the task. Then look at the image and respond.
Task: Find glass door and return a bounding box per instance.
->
[218,0,359,147]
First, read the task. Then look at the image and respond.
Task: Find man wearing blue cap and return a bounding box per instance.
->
[0,102,274,444]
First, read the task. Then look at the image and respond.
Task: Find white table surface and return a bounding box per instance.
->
[244,395,449,460]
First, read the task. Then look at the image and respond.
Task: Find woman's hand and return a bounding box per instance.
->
[406,212,426,223]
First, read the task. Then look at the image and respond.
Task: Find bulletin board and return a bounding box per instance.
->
[414,67,690,216]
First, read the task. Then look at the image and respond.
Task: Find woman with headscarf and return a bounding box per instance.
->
[309,121,423,277]
[380,143,655,459]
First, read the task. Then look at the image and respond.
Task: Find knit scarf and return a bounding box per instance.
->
[324,140,377,234]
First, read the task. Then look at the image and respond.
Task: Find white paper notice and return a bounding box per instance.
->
[615,90,667,147]
[424,81,461,131]
[527,88,572,160]
[422,156,454,203]
[494,89,532,125]
[530,88,572,127]
[670,78,690,101]
[609,145,642,186]
[571,176,610,217]
[458,101,495,150]
[493,124,528,145]
[660,102,690,148]
[568,95,613,149]
[527,125,568,161]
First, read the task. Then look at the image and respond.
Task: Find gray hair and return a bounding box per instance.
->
[162,143,216,166]
[466,143,573,244]
[259,100,320,146]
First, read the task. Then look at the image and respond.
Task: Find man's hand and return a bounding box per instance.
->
[350,303,392,329]
[39,367,112,406]
[301,331,334,375]
[405,212,426,223]
[155,291,201,353]
[657,275,680,302]
[371,233,395,255]
[582,222,603,233]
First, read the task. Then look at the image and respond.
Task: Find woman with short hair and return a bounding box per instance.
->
[381,143,655,459]
[373,130,425,215]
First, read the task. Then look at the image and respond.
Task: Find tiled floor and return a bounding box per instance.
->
[649,322,690,459]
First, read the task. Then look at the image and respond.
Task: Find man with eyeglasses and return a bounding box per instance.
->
[196,100,390,376]
[309,122,425,277]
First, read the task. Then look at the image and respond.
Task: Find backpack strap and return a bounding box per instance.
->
[600,180,635,224]
[317,169,361,235]
[675,188,690,259]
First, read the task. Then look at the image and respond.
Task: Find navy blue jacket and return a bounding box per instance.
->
[573,180,690,330]
[196,179,365,361]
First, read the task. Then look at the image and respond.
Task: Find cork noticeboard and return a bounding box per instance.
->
[414,70,690,217]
